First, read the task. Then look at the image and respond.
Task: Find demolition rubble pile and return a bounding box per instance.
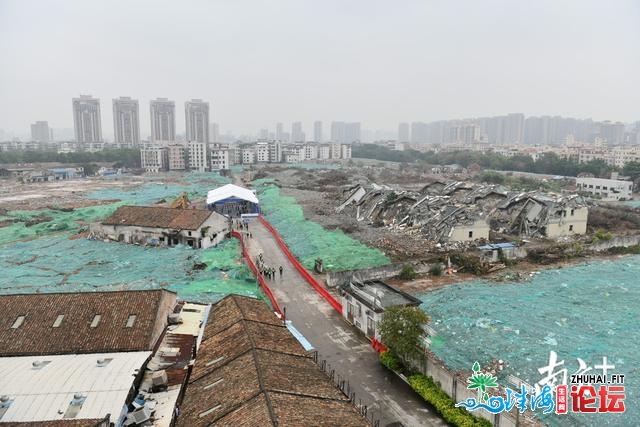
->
[336,179,588,243]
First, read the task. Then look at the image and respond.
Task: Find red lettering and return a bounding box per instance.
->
[556,385,568,414]
[598,386,626,413]
[571,385,597,413]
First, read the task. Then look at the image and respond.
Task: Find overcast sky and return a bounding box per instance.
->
[0,0,638,138]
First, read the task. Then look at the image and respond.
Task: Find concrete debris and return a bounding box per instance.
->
[337,180,589,243]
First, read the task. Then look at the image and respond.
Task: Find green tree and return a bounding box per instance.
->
[378,306,430,359]
[623,161,640,182]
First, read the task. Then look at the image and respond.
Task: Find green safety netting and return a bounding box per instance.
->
[0,173,261,303]
[418,257,639,426]
[0,236,257,303]
[255,182,390,271]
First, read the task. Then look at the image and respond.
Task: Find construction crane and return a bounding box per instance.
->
[170,192,191,209]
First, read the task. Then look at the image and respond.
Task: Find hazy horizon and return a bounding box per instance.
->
[1,0,639,138]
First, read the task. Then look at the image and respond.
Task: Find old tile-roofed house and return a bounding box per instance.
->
[0,289,176,356]
[6,419,109,427]
[177,295,368,427]
[101,205,211,229]
[91,205,228,249]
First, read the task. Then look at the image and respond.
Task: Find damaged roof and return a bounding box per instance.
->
[101,205,214,230]
[0,289,176,356]
[177,295,368,427]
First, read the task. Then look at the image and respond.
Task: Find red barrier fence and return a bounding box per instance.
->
[231,230,283,317]
[258,216,343,313]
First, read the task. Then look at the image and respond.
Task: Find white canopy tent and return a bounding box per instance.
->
[206,184,260,217]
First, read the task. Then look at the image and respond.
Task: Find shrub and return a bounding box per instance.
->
[379,351,402,372]
[399,264,417,280]
[408,374,492,427]
[428,263,443,276]
[591,229,614,243]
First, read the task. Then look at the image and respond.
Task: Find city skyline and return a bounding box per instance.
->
[1,1,639,137]
[8,98,640,145]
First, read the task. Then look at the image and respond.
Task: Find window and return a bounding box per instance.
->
[90,315,101,328]
[569,225,574,231]
[188,231,192,236]
[206,356,225,367]
[468,231,473,238]
[570,209,575,216]
[203,378,224,390]
[199,405,222,418]
[589,185,593,189]
[596,185,600,189]
[53,315,64,327]
[125,314,137,327]
[11,316,25,329]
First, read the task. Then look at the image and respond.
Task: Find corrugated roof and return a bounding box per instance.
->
[101,206,213,230]
[0,289,176,356]
[176,295,368,427]
[0,352,150,423]
[206,184,259,206]
[478,243,517,250]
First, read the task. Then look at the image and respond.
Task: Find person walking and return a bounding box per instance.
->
[279,266,283,276]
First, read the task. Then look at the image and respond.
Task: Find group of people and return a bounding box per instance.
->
[232,219,252,238]
[256,253,283,280]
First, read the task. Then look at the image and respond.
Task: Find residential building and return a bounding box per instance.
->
[256,141,270,162]
[331,121,345,143]
[303,144,318,161]
[268,140,281,162]
[576,176,633,201]
[410,121,428,145]
[292,121,305,142]
[140,145,169,172]
[398,122,410,143]
[112,96,140,147]
[188,140,209,171]
[185,99,209,143]
[92,205,228,249]
[318,144,331,160]
[330,142,342,159]
[210,143,230,170]
[341,280,422,340]
[176,295,368,427]
[341,143,352,159]
[167,143,187,170]
[210,122,220,143]
[314,120,323,142]
[242,146,256,164]
[345,122,361,143]
[229,144,242,165]
[72,95,102,143]
[150,98,176,143]
[30,121,51,142]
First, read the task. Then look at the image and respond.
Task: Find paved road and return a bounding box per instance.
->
[242,219,447,427]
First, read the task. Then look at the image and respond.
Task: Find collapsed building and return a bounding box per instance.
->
[494,192,588,238]
[337,180,588,243]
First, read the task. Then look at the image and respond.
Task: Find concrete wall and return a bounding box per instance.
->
[149,291,178,349]
[400,352,539,427]
[449,219,490,242]
[326,262,434,288]
[546,206,588,237]
[589,234,640,252]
